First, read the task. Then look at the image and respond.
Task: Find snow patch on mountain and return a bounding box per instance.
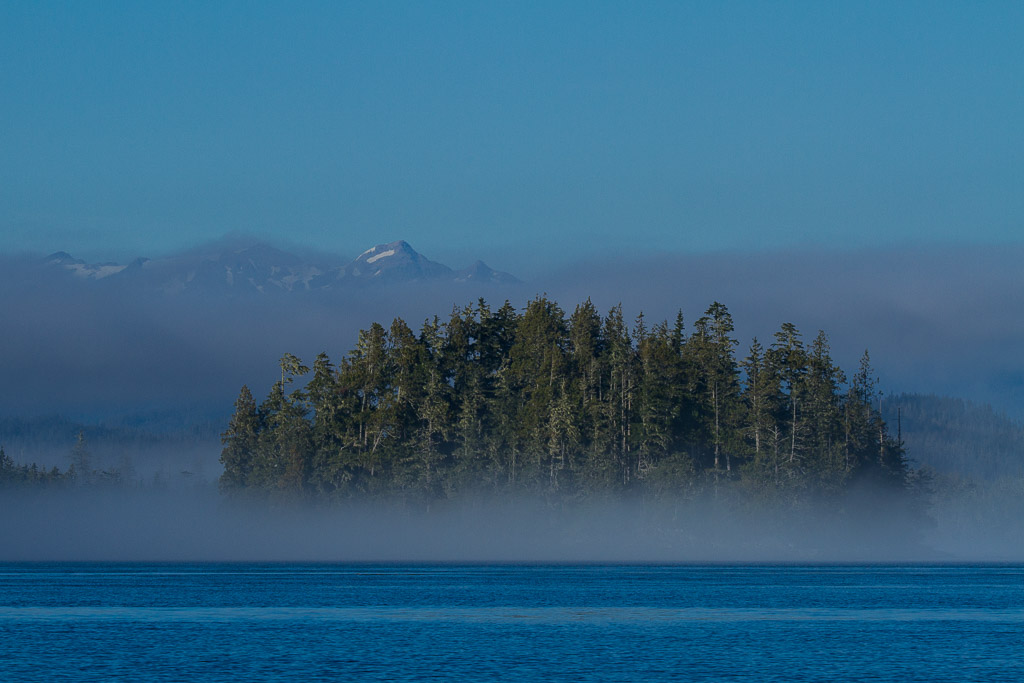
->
[366,249,395,264]
[68,263,128,279]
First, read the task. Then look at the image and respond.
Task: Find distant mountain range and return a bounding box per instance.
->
[42,239,520,296]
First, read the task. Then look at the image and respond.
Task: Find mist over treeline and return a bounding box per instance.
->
[4,243,1024,561]
[0,429,936,562]
[1,242,1023,421]
[0,412,222,482]
[5,384,1024,562]
[882,393,1024,481]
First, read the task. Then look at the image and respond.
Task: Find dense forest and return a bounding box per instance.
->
[220,297,910,505]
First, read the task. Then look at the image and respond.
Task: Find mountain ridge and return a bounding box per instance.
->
[42,238,520,295]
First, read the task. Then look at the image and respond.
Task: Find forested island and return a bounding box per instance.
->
[220,297,911,505]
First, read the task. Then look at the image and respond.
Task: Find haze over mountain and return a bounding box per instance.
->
[2,238,1022,436]
[40,238,519,296]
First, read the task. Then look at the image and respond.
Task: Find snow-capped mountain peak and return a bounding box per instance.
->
[45,251,83,266]
[45,252,128,279]
[39,238,520,294]
[329,240,453,283]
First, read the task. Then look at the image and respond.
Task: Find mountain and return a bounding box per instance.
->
[128,242,324,295]
[313,240,456,287]
[455,260,521,285]
[45,251,130,280]
[41,239,520,295]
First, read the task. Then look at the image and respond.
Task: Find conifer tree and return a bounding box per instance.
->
[688,303,741,471]
[805,331,846,484]
[219,385,260,492]
[0,446,13,484]
[741,338,784,486]
[69,431,91,484]
[507,296,568,486]
[635,319,675,477]
[547,379,580,492]
[568,298,604,451]
[768,323,808,479]
[405,317,451,495]
[845,350,879,475]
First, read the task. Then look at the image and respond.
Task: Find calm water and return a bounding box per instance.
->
[1,564,1023,681]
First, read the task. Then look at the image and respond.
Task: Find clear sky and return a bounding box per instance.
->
[2,1,1022,269]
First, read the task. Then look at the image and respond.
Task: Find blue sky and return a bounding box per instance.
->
[2,1,1022,269]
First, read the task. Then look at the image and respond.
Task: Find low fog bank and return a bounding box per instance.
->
[2,243,1023,420]
[3,485,1022,563]
[542,244,1024,417]
[0,256,500,418]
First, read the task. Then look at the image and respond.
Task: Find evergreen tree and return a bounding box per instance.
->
[741,338,783,487]
[601,304,634,487]
[507,296,568,489]
[634,319,675,478]
[688,303,741,472]
[219,385,260,492]
[0,446,13,484]
[69,431,91,484]
[768,322,808,475]
[804,331,846,485]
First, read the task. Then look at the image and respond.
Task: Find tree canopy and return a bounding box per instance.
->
[220,297,909,505]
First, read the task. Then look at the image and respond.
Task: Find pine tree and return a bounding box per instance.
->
[306,352,349,493]
[634,319,675,478]
[768,323,808,478]
[219,385,260,493]
[69,431,91,484]
[845,350,879,475]
[0,446,14,484]
[547,379,580,493]
[688,303,741,472]
[741,338,783,486]
[568,299,604,456]
[804,331,846,485]
[507,296,568,487]
[601,304,634,487]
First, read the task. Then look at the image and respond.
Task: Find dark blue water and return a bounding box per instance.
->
[2,564,1023,681]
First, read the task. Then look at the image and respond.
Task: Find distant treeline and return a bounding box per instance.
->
[0,433,124,488]
[0,432,206,491]
[0,446,66,487]
[883,393,1024,481]
[219,297,910,504]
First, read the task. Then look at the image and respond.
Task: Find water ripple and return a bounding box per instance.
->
[3,605,1024,624]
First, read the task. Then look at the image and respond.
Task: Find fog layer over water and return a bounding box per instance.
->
[3,485,1022,563]
[3,243,1023,562]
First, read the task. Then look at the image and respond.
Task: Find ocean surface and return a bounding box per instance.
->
[1,564,1023,681]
